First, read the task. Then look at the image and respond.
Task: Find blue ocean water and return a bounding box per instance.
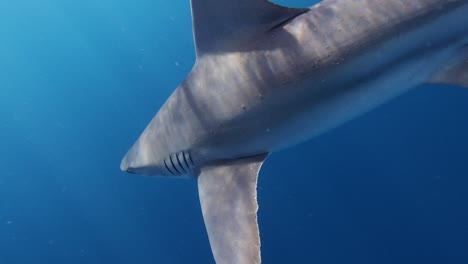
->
[1,0,467,263]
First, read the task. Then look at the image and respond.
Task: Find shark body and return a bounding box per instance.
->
[121,0,468,263]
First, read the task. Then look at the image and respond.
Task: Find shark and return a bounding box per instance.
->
[120,0,468,263]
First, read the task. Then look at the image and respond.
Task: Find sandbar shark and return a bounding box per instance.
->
[121,0,468,263]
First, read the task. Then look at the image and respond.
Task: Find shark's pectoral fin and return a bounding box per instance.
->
[190,0,308,56]
[428,49,468,88]
[197,153,269,264]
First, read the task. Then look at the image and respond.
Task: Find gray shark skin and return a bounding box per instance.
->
[121,0,468,263]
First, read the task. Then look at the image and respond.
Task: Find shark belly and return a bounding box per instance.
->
[267,47,458,151]
[191,43,466,164]
[222,48,457,158]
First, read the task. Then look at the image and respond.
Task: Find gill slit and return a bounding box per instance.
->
[176,153,187,173]
[164,159,176,176]
[169,155,181,175]
[182,152,190,170]
[188,152,194,167]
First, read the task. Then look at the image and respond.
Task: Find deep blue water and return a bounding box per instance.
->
[1,0,467,263]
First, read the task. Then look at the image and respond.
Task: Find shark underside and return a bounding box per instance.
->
[121,0,468,263]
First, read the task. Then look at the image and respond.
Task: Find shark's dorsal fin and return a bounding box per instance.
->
[190,0,308,56]
[198,153,269,264]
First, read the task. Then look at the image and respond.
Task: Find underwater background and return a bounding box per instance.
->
[1,0,467,263]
